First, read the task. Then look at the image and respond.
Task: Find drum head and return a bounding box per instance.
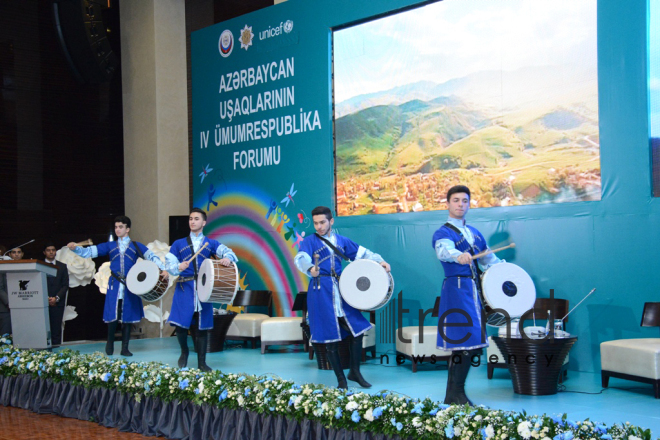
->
[481,262,535,324]
[339,260,390,311]
[197,258,214,302]
[126,260,160,295]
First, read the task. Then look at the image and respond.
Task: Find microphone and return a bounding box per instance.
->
[3,239,35,256]
[561,288,597,322]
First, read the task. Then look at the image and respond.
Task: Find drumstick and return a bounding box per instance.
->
[471,243,515,260]
[74,239,93,247]
[185,242,209,263]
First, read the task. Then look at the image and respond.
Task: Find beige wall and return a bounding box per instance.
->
[120,0,189,244]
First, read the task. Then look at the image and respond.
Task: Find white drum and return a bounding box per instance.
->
[126,260,169,302]
[481,262,536,326]
[197,259,239,304]
[339,259,394,311]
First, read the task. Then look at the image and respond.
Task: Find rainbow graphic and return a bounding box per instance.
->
[195,182,308,316]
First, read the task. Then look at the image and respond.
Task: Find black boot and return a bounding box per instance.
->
[106,321,118,355]
[347,334,371,388]
[196,330,212,372]
[444,350,475,406]
[176,326,189,368]
[120,323,133,356]
[326,342,347,389]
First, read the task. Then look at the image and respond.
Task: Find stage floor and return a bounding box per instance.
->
[59,338,660,436]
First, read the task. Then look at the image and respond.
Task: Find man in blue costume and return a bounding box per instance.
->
[294,206,390,389]
[432,185,503,405]
[68,216,167,356]
[164,208,238,372]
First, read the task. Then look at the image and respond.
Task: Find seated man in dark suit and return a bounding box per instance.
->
[43,242,69,345]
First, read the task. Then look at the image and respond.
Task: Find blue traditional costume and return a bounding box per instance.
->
[295,231,385,388]
[74,237,165,356]
[432,216,502,404]
[164,232,237,371]
[165,233,238,330]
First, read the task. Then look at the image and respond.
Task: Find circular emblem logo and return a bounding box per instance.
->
[284,20,293,34]
[219,30,233,57]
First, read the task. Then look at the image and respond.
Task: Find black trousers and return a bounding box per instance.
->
[49,304,65,345]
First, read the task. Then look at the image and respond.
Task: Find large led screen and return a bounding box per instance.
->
[333,0,600,216]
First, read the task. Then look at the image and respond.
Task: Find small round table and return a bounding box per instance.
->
[191,312,237,353]
[492,335,577,395]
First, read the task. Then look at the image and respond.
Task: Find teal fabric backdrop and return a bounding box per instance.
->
[191,0,658,373]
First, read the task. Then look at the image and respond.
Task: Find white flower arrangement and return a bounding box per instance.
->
[0,335,654,440]
[57,247,96,288]
[94,262,111,294]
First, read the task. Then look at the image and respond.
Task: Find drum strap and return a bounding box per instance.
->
[186,236,199,279]
[314,233,350,261]
[176,276,195,283]
[132,241,145,259]
[110,270,127,286]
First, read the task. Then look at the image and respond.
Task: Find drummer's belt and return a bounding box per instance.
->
[110,271,127,287]
[176,276,195,283]
[312,272,338,289]
[445,274,476,289]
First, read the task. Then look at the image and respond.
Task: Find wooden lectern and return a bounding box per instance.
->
[0,259,57,349]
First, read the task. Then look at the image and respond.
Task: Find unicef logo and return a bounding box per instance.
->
[283,20,293,33]
[218,29,234,57]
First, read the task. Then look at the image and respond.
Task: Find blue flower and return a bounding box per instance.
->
[144,383,150,391]
[288,396,296,407]
[141,372,148,378]
[244,387,251,396]
[13,357,20,365]
[38,370,42,377]
[180,367,189,372]
[390,418,397,426]
[101,373,111,382]
[120,364,127,369]
[351,410,360,423]
[219,389,228,401]
[313,389,323,394]
[567,421,578,429]
[119,372,125,384]
[396,422,403,431]
[481,428,487,440]
[595,425,607,435]
[372,407,383,419]
[381,392,389,398]
[411,403,424,414]
[0,356,7,365]
[552,416,566,428]
[194,388,200,394]
[179,379,189,389]
[262,389,269,396]
[564,432,574,440]
[601,435,612,440]
[237,376,245,382]
[445,425,455,438]
[429,408,439,416]
[346,391,354,396]
[335,407,343,419]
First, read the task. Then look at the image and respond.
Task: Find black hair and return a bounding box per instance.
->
[43,241,57,251]
[114,215,132,228]
[311,206,333,221]
[447,185,471,201]
[190,207,207,221]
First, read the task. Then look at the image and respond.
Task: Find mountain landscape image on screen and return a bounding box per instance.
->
[335,66,600,216]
